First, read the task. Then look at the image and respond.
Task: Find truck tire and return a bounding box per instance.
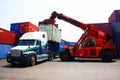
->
[101,50,113,62]
[30,56,36,66]
[59,50,74,61]
[11,63,17,66]
[48,53,53,61]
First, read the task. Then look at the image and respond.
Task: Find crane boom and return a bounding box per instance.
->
[42,11,111,41]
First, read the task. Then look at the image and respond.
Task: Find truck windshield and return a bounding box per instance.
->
[19,40,36,46]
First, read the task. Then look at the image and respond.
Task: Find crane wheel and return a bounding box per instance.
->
[30,56,36,66]
[59,50,74,61]
[101,50,113,62]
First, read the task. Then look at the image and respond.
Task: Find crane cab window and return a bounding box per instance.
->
[84,38,96,47]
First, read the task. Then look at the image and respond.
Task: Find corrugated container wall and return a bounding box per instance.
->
[10,22,38,38]
[112,21,120,34]
[0,44,13,58]
[20,22,38,34]
[114,33,120,44]
[38,23,61,43]
[109,10,120,23]
[89,23,112,35]
[0,28,18,45]
[10,23,20,34]
[115,44,120,59]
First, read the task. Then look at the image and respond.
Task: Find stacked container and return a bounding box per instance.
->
[109,10,120,58]
[38,23,61,43]
[0,44,13,58]
[89,23,112,35]
[20,22,38,34]
[10,23,20,35]
[39,22,61,54]
[109,10,120,23]
[10,22,38,38]
[0,28,18,45]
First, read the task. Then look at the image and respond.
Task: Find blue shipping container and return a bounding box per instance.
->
[10,23,20,34]
[59,41,65,52]
[112,21,120,34]
[116,44,120,59]
[114,33,120,44]
[48,42,59,53]
[0,44,13,58]
[65,42,76,46]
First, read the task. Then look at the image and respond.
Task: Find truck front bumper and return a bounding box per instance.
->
[7,54,31,65]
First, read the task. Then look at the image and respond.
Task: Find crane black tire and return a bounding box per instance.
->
[30,56,36,66]
[59,50,74,61]
[101,50,113,62]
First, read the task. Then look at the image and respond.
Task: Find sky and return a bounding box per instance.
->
[0,0,120,42]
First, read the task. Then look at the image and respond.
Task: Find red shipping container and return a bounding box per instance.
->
[0,28,18,45]
[20,22,38,34]
[89,23,112,35]
[109,10,120,23]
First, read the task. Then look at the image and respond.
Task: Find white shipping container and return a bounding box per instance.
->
[39,24,61,42]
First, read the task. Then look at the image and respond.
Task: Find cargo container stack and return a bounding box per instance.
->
[0,28,15,58]
[109,10,120,58]
[0,44,13,58]
[0,28,18,45]
[10,22,38,38]
[89,23,112,35]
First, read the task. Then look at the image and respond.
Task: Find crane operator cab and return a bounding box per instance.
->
[85,38,96,47]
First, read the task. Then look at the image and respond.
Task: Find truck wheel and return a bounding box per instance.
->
[48,53,53,61]
[59,51,72,61]
[101,50,113,62]
[11,63,17,66]
[30,56,36,66]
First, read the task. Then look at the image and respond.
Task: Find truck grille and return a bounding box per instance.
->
[11,50,21,57]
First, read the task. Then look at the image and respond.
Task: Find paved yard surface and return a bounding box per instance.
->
[0,59,120,80]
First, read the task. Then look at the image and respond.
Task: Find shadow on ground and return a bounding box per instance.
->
[52,58,116,63]
[2,60,48,68]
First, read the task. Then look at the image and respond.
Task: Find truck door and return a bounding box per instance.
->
[36,40,41,60]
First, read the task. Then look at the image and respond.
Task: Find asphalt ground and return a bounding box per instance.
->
[0,58,120,80]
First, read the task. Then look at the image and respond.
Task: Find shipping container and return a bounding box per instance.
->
[0,28,18,45]
[109,10,120,23]
[20,22,38,34]
[112,21,120,34]
[116,44,120,58]
[0,44,13,58]
[65,41,76,46]
[48,41,60,53]
[10,23,20,34]
[39,23,61,43]
[114,33,120,44]
[89,23,112,35]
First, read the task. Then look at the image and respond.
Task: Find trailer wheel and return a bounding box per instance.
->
[30,56,36,66]
[101,50,113,62]
[48,53,53,61]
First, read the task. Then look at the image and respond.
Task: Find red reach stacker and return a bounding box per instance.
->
[42,11,116,62]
